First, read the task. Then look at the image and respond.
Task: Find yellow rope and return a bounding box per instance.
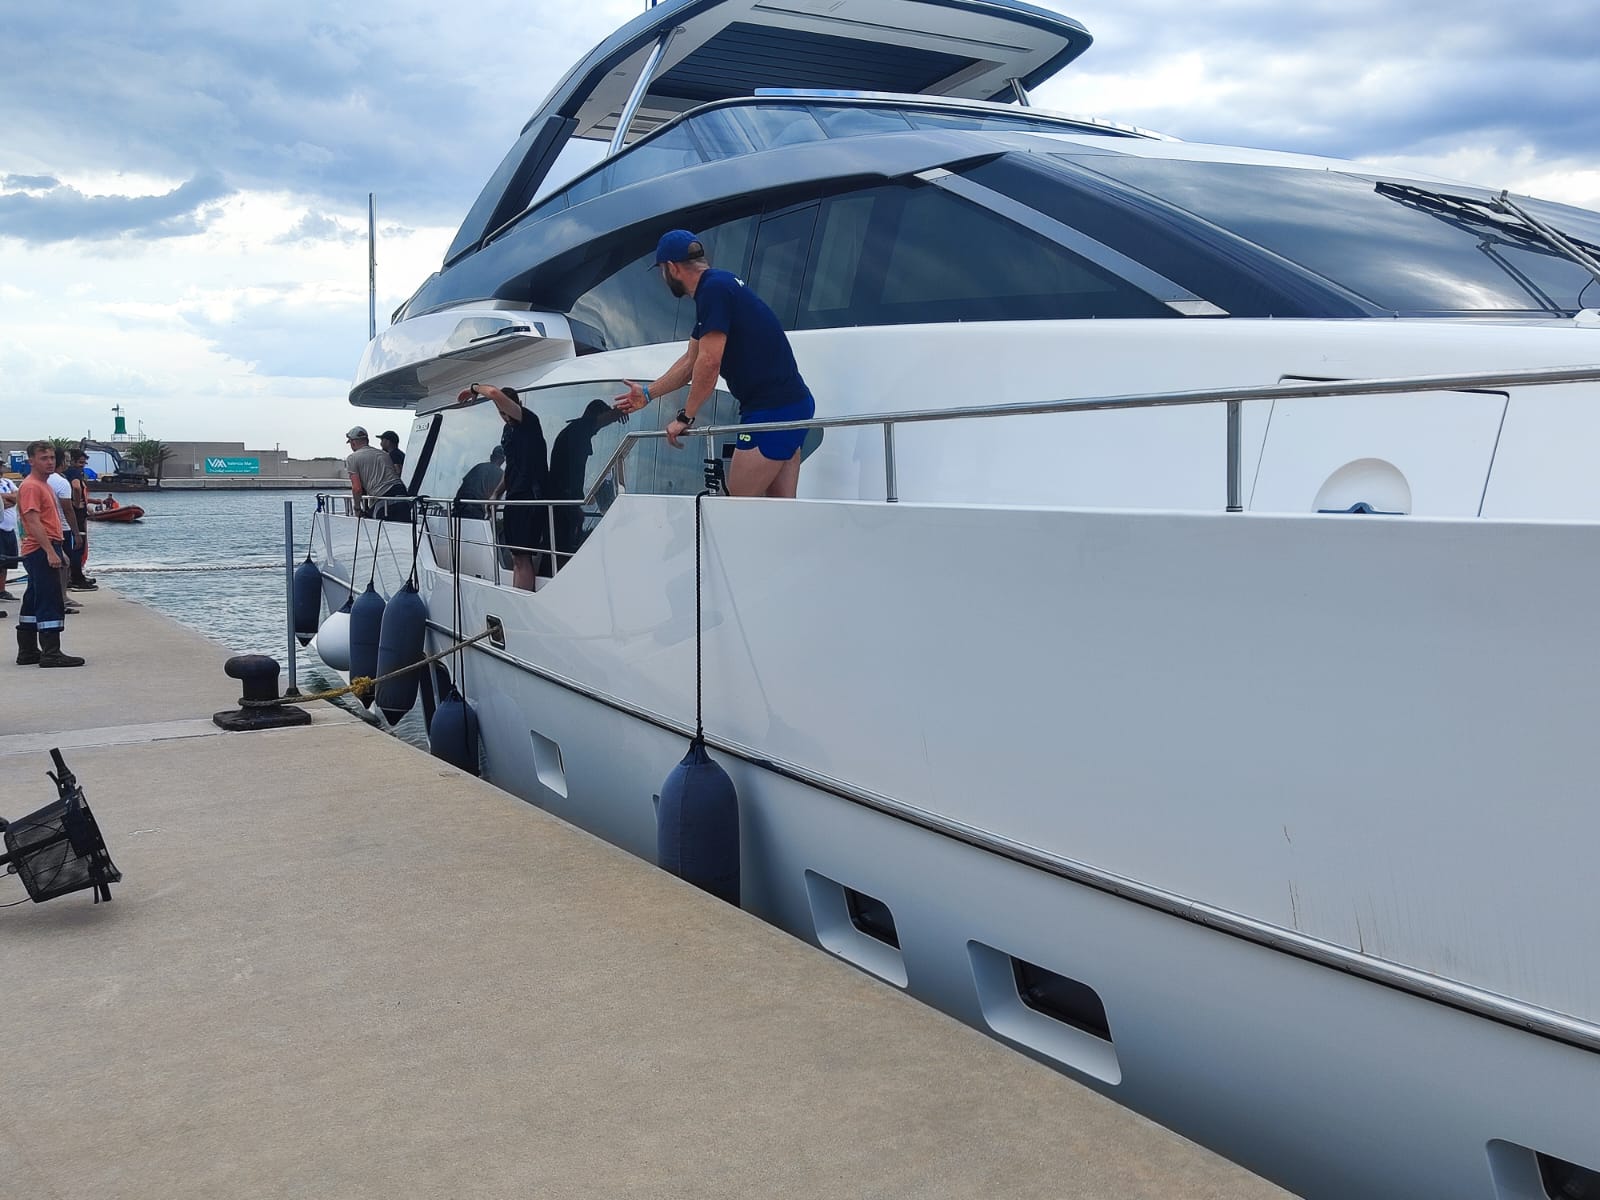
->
[267,628,496,706]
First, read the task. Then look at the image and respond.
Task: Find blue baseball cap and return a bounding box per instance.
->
[652,229,702,266]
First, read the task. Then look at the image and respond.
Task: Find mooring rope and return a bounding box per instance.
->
[255,627,496,707]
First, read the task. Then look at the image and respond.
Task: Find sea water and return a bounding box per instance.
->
[81,489,426,747]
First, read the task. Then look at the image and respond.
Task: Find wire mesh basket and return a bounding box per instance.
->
[0,749,121,904]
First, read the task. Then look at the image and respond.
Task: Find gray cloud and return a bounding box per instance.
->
[1053,0,1600,165]
[3,174,59,190]
[1,0,1596,246]
[182,295,367,382]
[274,211,360,245]
[0,173,233,244]
[0,2,613,231]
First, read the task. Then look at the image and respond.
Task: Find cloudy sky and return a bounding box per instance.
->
[3,0,1597,457]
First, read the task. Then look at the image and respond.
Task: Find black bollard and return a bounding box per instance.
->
[212,654,313,731]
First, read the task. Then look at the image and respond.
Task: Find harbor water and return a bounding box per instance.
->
[79,488,427,746]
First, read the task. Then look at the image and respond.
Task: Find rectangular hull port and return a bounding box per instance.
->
[803,871,907,987]
[1487,1140,1600,1199]
[967,941,1120,1085]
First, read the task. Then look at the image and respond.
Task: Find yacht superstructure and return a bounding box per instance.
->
[312,2,1600,1196]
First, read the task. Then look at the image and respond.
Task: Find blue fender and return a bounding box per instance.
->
[292,557,323,647]
[428,687,480,775]
[375,583,428,724]
[657,738,740,905]
[348,583,386,710]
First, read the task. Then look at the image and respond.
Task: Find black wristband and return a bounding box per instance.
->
[676,408,695,428]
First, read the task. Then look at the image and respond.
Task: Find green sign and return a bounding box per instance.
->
[205,456,259,475]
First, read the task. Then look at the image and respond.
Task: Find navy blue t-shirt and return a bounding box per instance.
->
[691,269,810,414]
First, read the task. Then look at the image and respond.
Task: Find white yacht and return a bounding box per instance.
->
[311,2,1600,1195]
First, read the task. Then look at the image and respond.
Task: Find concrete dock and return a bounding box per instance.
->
[0,590,1293,1199]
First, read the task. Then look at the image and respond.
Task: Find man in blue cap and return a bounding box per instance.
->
[613,229,815,498]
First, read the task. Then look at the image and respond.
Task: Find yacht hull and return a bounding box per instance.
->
[312,493,1600,1199]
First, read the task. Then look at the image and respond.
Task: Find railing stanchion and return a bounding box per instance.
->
[283,500,301,697]
[547,501,557,577]
[1225,400,1242,513]
[884,423,898,503]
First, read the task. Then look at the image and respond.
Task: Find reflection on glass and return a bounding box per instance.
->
[419,382,652,577]
[455,446,504,506]
[1063,156,1600,314]
[549,399,628,559]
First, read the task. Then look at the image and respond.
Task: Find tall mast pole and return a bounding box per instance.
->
[367,193,377,340]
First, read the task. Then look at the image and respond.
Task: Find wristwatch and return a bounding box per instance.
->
[676,408,696,428]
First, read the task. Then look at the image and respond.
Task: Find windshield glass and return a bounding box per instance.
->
[1062,156,1600,315]
[529,99,1142,223]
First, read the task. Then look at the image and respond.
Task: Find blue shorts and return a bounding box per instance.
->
[736,395,815,462]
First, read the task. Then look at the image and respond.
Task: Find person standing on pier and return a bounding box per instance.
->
[45,463,82,615]
[0,474,18,606]
[15,441,84,668]
[65,449,96,592]
[613,229,816,499]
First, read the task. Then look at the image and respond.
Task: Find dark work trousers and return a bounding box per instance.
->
[59,528,76,594]
[71,506,90,582]
[21,543,66,632]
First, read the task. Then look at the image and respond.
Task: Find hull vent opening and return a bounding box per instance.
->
[845,886,900,949]
[968,941,1120,1085]
[528,729,568,799]
[1013,958,1112,1042]
[1487,1139,1600,1199]
[803,871,907,987]
[1540,1153,1600,1199]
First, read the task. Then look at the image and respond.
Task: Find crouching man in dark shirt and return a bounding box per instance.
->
[613,229,815,498]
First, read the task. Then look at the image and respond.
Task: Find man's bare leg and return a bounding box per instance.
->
[511,552,537,591]
[765,450,802,498]
[726,448,786,497]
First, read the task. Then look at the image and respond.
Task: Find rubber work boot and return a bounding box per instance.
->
[16,625,40,666]
[37,631,84,669]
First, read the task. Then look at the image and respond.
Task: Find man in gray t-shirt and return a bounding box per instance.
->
[344,426,403,517]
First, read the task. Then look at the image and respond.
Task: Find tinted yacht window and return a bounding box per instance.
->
[810,105,913,138]
[604,124,702,193]
[797,183,1171,327]
[1065,156,1600,314]
[566,217,761,351]
[750,206,819,329]
[568,249,684,350]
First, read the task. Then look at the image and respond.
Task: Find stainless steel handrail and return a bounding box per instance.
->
[321,361,1600,565]
[417,496,583,583]
[575,362,1600,507]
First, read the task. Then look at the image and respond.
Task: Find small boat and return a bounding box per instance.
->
[86,498,143,523]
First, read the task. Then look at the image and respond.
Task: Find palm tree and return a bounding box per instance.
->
[48,436,79,470]
[127,438,175,486]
